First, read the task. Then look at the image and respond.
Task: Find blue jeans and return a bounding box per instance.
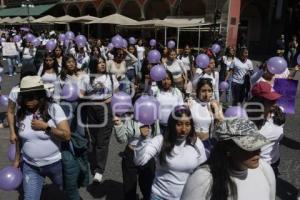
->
[6,56,17,75]
[22,161,63,200]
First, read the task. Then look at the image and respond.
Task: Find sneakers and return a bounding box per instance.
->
[93,172,103,183]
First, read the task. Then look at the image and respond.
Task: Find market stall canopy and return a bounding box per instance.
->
[0,17,12,24]
[32,15,55,24]
[46,15,74,24]
[136,17,205,28]
[87,13,138,25]
[10,17,23,24]
[71,15,101,23]
[0,3,57,17]
[21,16,35,24]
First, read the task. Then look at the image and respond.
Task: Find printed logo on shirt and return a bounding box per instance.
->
[19,122,25,132]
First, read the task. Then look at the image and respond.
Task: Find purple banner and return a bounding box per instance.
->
[273,78,298,114]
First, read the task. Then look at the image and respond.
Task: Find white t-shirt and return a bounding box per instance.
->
[181,160,276,200]
[260,118,284,164]
[193,69,220,101]
[222,56,235,71]
[230,58,253,84]
[18,103,67,167]
[190,99,213,133]
[80,74,119,100]
[134,135,207,200]
[152,86,184,125]
[106,60,127,79]
[135,45,145,61]
[179,55,194,71]
[9,85,19,103]
[165,60,186,79]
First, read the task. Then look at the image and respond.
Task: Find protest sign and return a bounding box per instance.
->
[2,42,18,57]
[273,78,298,114]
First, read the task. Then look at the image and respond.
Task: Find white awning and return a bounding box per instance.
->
[87,13,138,25]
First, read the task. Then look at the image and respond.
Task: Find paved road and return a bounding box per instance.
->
[0,67,299,200]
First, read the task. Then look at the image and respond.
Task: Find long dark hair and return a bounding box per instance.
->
[208,140,237,200]
[41,52,59,76]
[158,105,196,165]
[89,56,107,85]
[60,54,78,81]
[157,70,174,90]
[196,78,213,98]
[16,90,51,122]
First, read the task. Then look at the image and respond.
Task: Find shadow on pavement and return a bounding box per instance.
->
[277,177,298,200]
[281,136,300,150]
[40,184,67,200]
[87,180,123,200]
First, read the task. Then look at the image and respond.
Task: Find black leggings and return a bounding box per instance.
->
[122,146,155,200]
[231,82,246,106]
[84,102,113,174]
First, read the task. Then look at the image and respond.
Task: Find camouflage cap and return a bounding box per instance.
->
[215,118,270,151]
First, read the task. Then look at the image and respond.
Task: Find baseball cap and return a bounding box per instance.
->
[215,118,270,151]
[251,81,281,101]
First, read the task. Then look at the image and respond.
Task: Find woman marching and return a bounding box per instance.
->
[13,76,71,200]
[188,78,224,155]
[134,105,207,200]
[112,94,159,200]
[80,56,119,183]
[181,118,275,200]
[37,52,59,84]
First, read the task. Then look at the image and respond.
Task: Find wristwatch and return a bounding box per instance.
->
[45,126,52,135]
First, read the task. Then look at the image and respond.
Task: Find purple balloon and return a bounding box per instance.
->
[224,106,248,119]
[219,81,229,91]
[147,50,161,64]
[64,39,71,47]
[25,33,35,43]
[211,43,221,54]
[58,33,65,42]
[267,56,287,74]
[149,39,156,47]
[0,95,8,107]
[7,144,16,162]
[150,65,167,81]
[297,54,300,65]
[61,83,79,101]
[111,92,132,116]
[107,43,114,51]
[31,38,41,47]
[13,35,21,43]
[0,166,22,191]
[129,37,136,45]
[196,54,210,69]
[46,40,56,51]
[112,35,123,49]
[75,35,87,45]
[0,68,3,74]
[122,39,128,48]
[134,95,159,125]
[167,40,176,49]
[65,31,75,40]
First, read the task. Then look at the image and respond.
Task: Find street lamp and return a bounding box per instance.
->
[21,0,34,27]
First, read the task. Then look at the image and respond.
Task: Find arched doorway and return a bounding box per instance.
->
[99,3,117,38]
[67,4,81,34]
[121,1,141,20]
[82,3,98,38]
[179,0,205,16]
[121,1,141,37]
[144,0,170,20]
[239,2,263,52]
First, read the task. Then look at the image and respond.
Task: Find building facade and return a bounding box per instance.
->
[2,0,299,55]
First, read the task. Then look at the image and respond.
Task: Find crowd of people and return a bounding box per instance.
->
[0,28,299,200]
